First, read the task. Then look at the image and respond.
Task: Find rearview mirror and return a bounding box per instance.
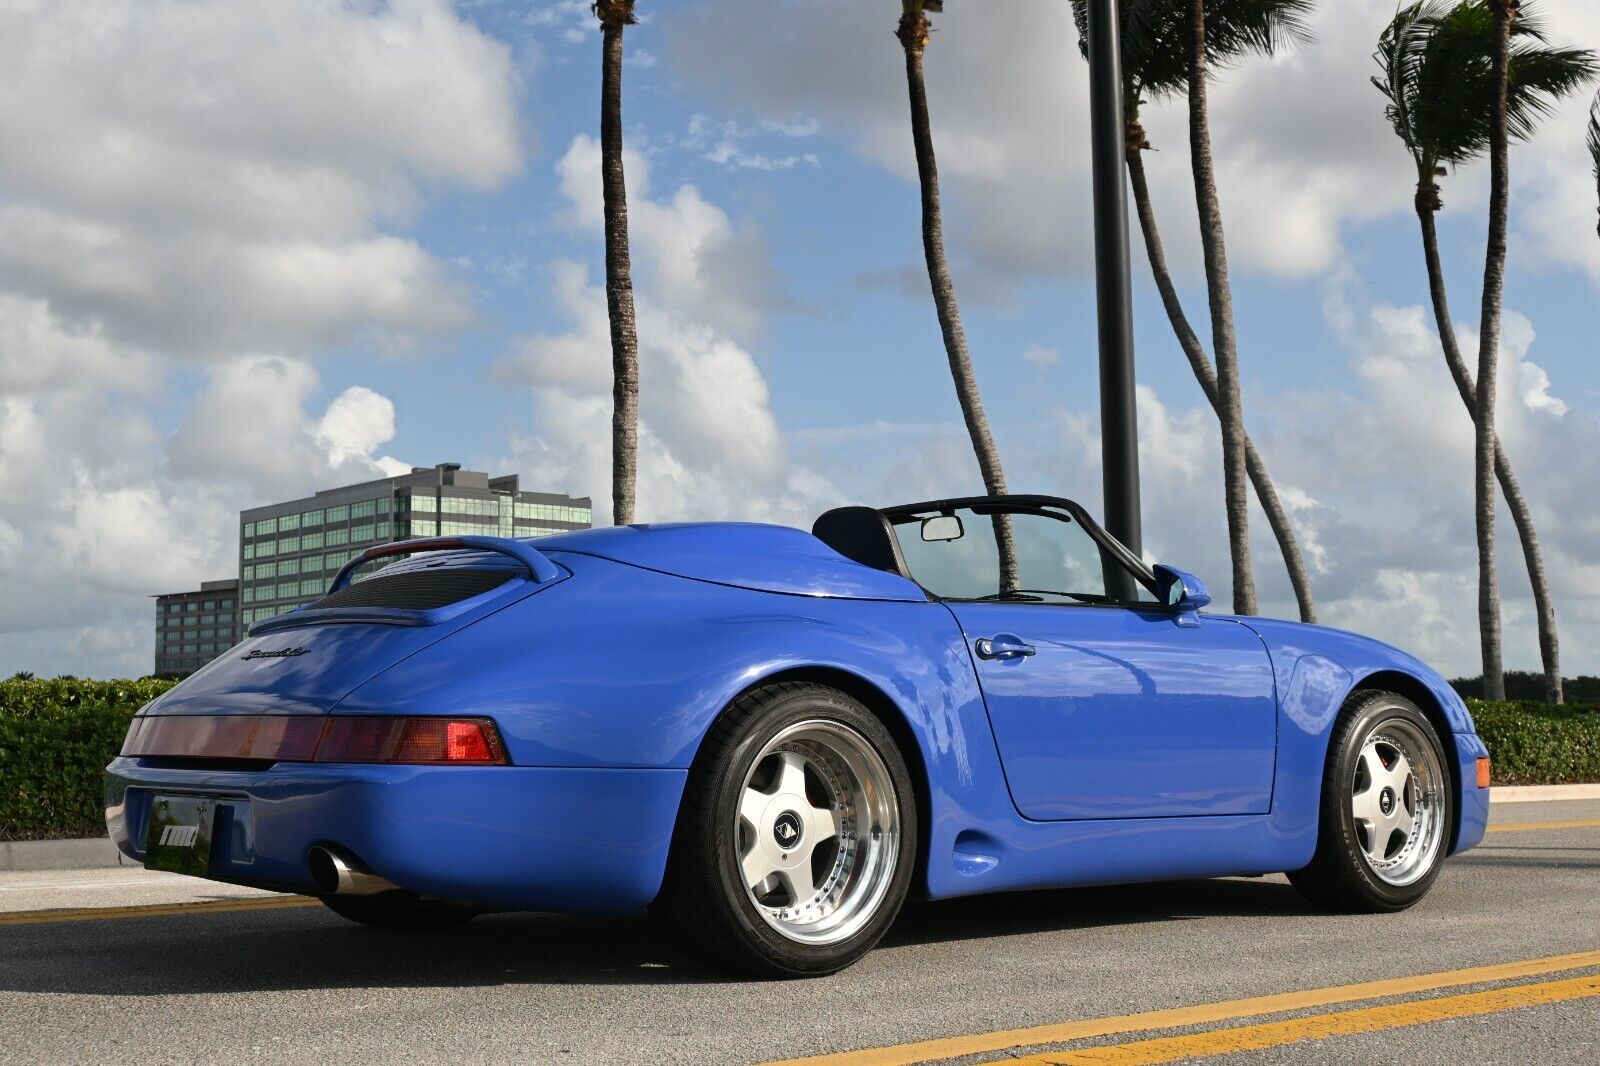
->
[921,514,964,542]
[1154,564,1211,614]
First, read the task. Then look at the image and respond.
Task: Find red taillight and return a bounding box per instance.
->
[312,716,507,765]
[121,715,508,766]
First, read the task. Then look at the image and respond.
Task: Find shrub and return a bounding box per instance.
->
[0,677,177,841]
[1467,699,1600,786]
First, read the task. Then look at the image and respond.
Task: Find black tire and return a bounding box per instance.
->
[1289,690,1455,912]
[652,682,919,977]
[320,893,478,930]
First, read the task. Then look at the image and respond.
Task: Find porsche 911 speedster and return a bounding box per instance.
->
[106,495,1490,976]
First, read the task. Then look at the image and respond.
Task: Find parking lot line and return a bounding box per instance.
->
[760,949,1600,1066]
[1009,972,1600,1065]
[1485,818,1600,833]
[0,895,317,926]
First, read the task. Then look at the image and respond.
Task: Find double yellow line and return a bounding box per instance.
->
[765,949,1600,1066]
[0,895,318,926]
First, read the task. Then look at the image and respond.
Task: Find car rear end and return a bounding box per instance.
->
[104,537,684,913]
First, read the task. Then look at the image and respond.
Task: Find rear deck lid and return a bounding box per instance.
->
[143,537,566,716]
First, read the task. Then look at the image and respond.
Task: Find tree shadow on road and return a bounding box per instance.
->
[0,876,1320,996]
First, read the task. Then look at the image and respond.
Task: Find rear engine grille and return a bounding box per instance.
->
[309,569,514,612]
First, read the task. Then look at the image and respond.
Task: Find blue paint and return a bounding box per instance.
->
[107,521,1489,914]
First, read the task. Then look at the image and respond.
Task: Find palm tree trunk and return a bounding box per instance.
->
[1187,0,1256,616]
[598,4,640,526]
[1128,149,1316,623]
[1474,3,1514,701]
[898,10,1017,592]
[1417,193,1560,703]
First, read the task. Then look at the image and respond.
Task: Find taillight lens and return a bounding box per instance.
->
[313,717,507,765]
[121,715,508,766]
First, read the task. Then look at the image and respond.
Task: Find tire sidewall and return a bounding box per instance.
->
[702,687,918,975]
[1325,695,1454,908]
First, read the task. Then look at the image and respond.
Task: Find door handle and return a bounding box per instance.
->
[975,634,1036,660]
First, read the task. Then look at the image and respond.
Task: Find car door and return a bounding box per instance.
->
[894,503,1277,821]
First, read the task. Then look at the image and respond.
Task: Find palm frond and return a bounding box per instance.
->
[1589,92,1600,186]
[1373,0,1596,176]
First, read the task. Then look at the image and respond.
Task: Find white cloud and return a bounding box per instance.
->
[0,0,520,356]
[501,136,834,526]
[667,0,1595,289]
[0,0,519,677]
[1022,343,1062,369]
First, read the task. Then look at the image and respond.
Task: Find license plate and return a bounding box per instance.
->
[144,795,216,876]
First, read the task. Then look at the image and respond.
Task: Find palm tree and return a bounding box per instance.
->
[1589,91,1600,239]
[1186,0,1322,617]
[1375,1,1594,701]
[594,0,641,525]
[1071,0,1318,623]
[896,0,1018,592]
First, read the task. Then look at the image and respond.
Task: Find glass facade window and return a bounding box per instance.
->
[410,495,437,513]
[202,600,216,611]
[242,587,254,604]
[243,543,255,561]
[278,536,299,554]
[255,540,275,559]
[326,527,349,546]
[243,521,256,538]
[220,598,233,609]
[301,531,324,550]
[279,558,300,577]
[374,520,391,539]
[351,523,374,543]
[352,499,376,519]
[257,562,277,580]
[185,602,198,612]
[258,517,278,536]
[277,582,299,599]
[326,504,349,523]
[279,513,300,532]
[303,508,323,527]
[300,579,323,597]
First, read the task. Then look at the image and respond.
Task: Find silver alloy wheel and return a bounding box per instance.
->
[1350,717,1447,886]
[735,719,900,946]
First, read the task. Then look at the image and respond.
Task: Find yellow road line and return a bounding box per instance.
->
[760,949,1600,1066]
[1487,818,1600,833]
[1014,972,1600,1065]
[0,895,317,926]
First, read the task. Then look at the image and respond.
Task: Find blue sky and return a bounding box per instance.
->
[2,0,1599,679]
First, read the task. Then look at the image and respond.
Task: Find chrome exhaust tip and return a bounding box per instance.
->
[307,845,400,897]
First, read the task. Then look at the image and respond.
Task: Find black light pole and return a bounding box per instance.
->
[1084,0,1143,594]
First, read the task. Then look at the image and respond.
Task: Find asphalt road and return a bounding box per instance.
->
[1,799,1596,1065]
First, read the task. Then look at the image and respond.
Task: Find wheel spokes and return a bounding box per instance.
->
[773,750,809,800]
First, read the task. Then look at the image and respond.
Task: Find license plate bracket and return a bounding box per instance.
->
[144,795,216,876]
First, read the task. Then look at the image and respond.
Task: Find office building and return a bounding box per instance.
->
[237,463,591,633]
[153,579,241,676]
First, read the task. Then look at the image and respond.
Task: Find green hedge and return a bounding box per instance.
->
[0,680,1595,841]
[0,677,176,842]
[1467,699,1600,786]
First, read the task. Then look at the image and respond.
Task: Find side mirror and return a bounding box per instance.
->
[1154,564,1212,615]
[921,514,964,542]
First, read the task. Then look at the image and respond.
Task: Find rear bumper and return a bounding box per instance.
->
[105,757,687,913]
[1452,731,1491,855]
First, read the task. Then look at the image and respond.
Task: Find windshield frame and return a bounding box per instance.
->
[881,494,1160,607]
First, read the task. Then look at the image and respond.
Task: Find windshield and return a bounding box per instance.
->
[892,506,1158,605]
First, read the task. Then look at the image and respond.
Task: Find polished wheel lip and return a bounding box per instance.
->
[1350,716,1446,887]
[734,718,900,946]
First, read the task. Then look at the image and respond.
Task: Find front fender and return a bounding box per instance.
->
[1238,616,1486,857]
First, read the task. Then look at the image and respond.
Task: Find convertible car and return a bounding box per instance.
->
[106,495,1489,976]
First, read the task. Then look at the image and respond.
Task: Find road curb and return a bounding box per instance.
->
[0,838,127,872]
[1491,783,1600,804]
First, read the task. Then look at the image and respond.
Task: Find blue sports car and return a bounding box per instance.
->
[106,495,1490,976]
